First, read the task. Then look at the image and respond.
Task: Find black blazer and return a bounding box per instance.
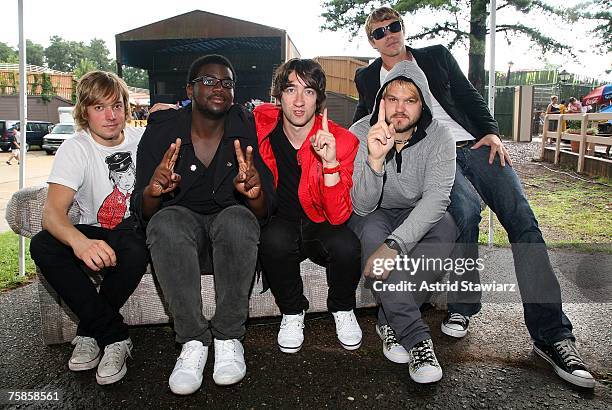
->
[353,45,499,140]
[131,104,275,227]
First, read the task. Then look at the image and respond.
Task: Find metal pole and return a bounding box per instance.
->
[487,0,497,247]
[18,0,27,277]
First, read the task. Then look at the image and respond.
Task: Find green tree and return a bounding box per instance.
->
[86,38,112,71]
[26,40,45,66]
[570,0,611,53]
[321,0,580,95]
[74,58,98,79]
[45,36,87,72]
[0,42,18,63]
[122,66,149,89]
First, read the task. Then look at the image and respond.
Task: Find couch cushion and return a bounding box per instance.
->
[6,185,80,238]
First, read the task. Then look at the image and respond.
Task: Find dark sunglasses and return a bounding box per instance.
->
[191,75,235,89]
[370,20,403,40]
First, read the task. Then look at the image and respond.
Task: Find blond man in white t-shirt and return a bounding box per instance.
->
[30,71,149,386]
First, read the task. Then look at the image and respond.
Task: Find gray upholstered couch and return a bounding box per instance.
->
[6,185,378,345]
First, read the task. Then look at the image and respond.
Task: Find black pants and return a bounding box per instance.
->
[30,225,149,347]
[259,216,362,315]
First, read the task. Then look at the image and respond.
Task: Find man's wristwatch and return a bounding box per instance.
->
[384,239,402,253]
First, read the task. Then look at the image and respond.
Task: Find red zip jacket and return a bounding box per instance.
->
[254,103,359,225]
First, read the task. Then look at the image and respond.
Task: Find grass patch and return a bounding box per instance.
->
[0,231,36,291]
[478,171,612,253]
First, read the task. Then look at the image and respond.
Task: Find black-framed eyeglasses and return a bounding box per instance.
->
[370,20,403,40]
[191,75,235,89]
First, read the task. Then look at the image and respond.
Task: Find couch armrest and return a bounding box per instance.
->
[5,185,80,238]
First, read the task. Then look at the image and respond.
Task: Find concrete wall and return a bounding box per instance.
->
[0,95,73,123]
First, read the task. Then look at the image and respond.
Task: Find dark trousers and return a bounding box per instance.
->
[349,210,457,351]
[146,205,260,346]
[448,142,573,345]
[30,225,149,347]
[259,216,362,315]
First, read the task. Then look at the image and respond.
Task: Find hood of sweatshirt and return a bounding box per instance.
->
[369,60,434,147]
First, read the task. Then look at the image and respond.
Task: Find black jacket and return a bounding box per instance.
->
[131,104,275,227]
[353,45,499,140]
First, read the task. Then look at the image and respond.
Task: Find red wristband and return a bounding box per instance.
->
[323,164,341,174]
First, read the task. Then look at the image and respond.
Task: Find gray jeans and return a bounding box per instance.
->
[146,205,260,345]
[349,209,457,351]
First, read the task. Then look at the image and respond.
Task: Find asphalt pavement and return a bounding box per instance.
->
[0,246,610,409]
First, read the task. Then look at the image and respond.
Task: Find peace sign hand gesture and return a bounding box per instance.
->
[233,139,262,200]
[367,99,395,163]
[310,108,338,166]
[148,138,182,197]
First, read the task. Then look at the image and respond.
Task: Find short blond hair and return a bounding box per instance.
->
[365,7,404,39]
[382,78,420,100]
[73,71,131,131]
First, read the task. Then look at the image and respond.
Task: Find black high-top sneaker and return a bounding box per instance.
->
[533,339,595,388]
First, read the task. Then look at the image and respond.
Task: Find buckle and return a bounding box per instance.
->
[456,141,469,148]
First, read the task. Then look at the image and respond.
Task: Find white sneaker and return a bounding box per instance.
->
[407,339,443,384]
[277,312,305,354]
[69,336,101,371]
[169,340,208,395]
[213,339,246,386]
[95,338,133,385]
[332,310,362,350]
[375,324,409,364]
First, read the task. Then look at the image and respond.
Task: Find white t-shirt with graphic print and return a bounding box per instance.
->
[48,127,144,228]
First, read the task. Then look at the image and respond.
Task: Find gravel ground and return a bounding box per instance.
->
[503,141,542,165]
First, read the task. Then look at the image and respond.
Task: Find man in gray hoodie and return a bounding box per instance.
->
[349,61,457,384]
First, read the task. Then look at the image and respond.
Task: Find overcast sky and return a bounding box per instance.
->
[2,0,610,82]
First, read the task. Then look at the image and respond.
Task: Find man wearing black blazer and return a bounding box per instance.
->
[352,6,594,389]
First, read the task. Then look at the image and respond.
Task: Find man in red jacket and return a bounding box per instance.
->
[254,59,362,354]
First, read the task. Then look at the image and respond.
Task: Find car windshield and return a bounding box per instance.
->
[51,124,75,134]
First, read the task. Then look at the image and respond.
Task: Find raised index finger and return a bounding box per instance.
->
[322,108,329,132]
[377,99,386,124]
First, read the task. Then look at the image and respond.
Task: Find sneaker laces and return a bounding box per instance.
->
[99,341,131,370]
[215,340,237,365]
[280,314,304,334]
[379,325,401,348]
[410,340,437,369]
[71,336,97,356]
[447,312,468,327]
[176,343,204,371]
[334,311,357,331]
[554,339,584,368]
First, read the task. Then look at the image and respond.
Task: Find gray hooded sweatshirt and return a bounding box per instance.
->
[349,60,456,255]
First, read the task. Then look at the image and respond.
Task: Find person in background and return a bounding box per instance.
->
[5,124,21,165]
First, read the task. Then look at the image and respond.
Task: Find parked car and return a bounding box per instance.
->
[0,120,19,152]
[42,123,76,154]
[4,121,53,151]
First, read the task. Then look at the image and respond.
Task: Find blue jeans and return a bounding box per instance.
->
[447,142,573,345]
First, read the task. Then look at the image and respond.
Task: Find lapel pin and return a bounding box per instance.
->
[226,162,232,167]
[190,164,197,171]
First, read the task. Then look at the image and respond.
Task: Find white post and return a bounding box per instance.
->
[487,0,497,247]
[18,0,27,277]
